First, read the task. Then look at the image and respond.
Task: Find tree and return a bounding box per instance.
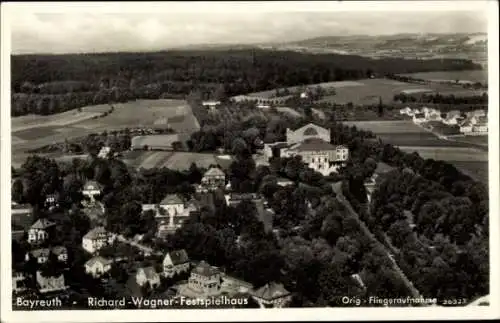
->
[12,179,24,203]
[172,141,183,151]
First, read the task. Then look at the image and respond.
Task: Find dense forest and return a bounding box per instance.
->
[11,49,481,116]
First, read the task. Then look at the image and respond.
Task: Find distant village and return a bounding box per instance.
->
[399,106,488,137]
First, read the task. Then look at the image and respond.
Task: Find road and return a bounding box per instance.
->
[112,234,163,257]
[332,182,423,300]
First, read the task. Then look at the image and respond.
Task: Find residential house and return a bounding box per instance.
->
[25,248,50,264]
[85,256,113,278]
[82,180,102,202]
[412,113,426,124]
[44,193,60,209]
[472,116,488,134]
[82,226,114,254]
[98,146,112,159]
[163,249,190,278]
[136,266,161,288]
[202,101,221,112]
[220,274,254,294]
[27,218,56,245]
[224,193,260,206]
[442,110,461,125]
[36,271,67,293]
[180,261,223,297]
[250,282,292,308]
[200,167,226,191]
[467,109,486,118]
[157,194,190,236]
[12,272,27,294]
[159,194,185,217]
[285,123,330,145]
[276,178,294,187]
[142,203,157,214]
[399,107,413,116]
[52,246,68,262]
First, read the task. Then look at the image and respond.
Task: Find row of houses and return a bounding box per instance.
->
[81,248,292,308]
[400,106,488,135]
[263,123,349,176]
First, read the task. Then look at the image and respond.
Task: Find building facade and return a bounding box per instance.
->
[82,227,114,254]
[163,249,190,278]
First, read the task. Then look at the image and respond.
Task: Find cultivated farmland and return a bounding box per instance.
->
[122,151,228,171]
[343,120,489,183]
[398,70,487,84]
[317,78,483,105]
[11,99,198,167]
[342,120,476,147]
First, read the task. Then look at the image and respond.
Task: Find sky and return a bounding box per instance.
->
[6,2,489,54]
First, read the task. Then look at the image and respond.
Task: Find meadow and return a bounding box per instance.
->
[11,99,198,167]
[122,151,225,171]
[397,70,488,84]
[343,120,489,183]
[317,78,483,105]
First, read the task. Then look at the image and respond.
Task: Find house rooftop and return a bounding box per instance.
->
[31,218,56,230]
[30,248,50,258]
[289,138,337,152]
[251,282,290,300]
[52,246,67,256]
[160,194,184,205]
[204,167,225,177]
[192,261,219,277]
[83,226,107,240]
[168,249,189,265]
[83,180,101,191]
[137,266,158,280]
[85,256,112,267]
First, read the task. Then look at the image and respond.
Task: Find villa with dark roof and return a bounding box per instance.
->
[36,271,67,294]
[178,261,223,298]
[136,266,161,288]
[28,218,56,244]
[250,282,292,308]
[85,256,113,278]
[82,180,102,201]
[198,167,226,192]
[82,226,114,254]
[163,249,190,277]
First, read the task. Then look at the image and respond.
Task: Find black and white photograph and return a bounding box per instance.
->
[1,1,498,322]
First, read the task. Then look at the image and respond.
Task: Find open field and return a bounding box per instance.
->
[451,161,488,184]
[317,78,484,105]
[343,120,424,134]
[448,135,488,148]
[245,80,366,98]
[343,120,480,148]
[11,99,197,166]
[398,146,488,162]
[11,104,111,132]
[122,151,225,171]
[398,70,487,84]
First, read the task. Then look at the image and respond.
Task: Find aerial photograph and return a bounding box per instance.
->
[4,1,492,316]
